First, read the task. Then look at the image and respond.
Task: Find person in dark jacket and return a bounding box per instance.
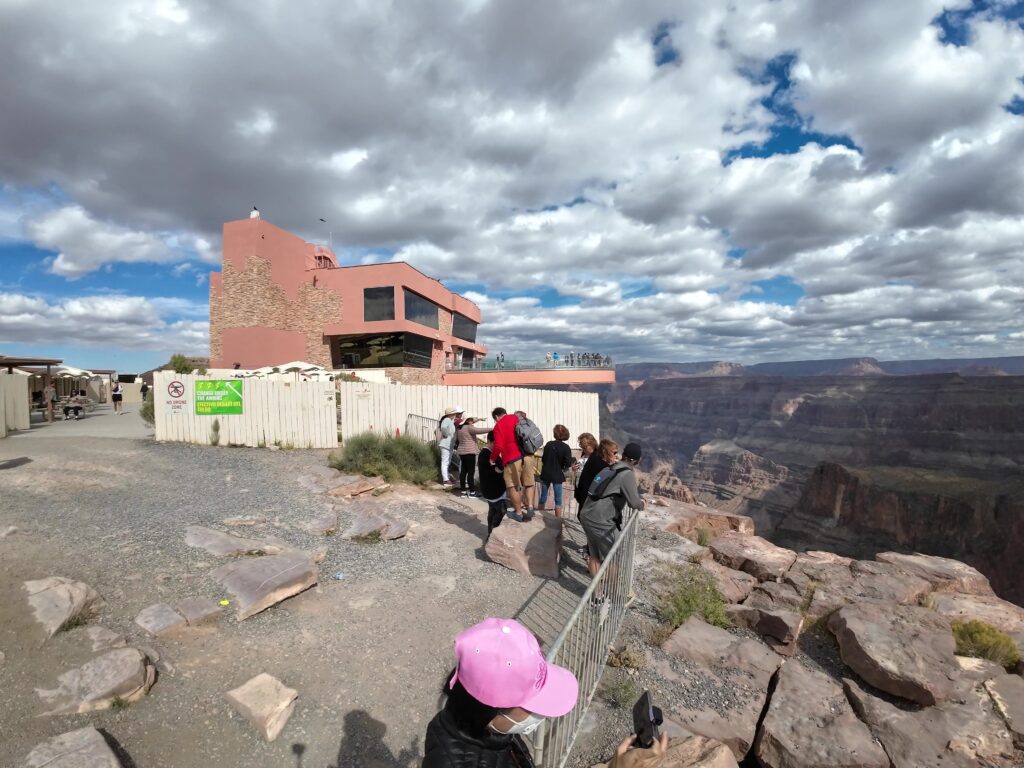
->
[478,433,507,542]
[573,433,605,513]
[422,618,579,768]
[539,424,573,517]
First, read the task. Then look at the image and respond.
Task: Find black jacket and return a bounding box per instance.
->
[422,708,533,768]
[478,449,506,501]
[540,440,573,484]
[574,454,609,507]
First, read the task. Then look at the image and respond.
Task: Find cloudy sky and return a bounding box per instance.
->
[1,0,1023,371]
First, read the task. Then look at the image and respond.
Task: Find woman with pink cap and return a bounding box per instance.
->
[422,617,579,767]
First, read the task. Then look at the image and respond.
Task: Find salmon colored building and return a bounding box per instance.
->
[209,217,614,386]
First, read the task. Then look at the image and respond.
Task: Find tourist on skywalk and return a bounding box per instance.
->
[579,441,645,580]
[539,424,573,517]
[455,416,490,497]
[421,618,579,768]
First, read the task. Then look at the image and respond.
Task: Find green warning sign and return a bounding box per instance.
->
[195,380,243,415]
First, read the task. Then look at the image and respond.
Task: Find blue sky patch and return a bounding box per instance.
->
[652,21,681,67]
[740,275,805,305]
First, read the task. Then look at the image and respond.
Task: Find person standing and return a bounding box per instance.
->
[539,425,573,517]
[437,406,462,487]
[140,379,150,402]
[489,407,525,520]
[478,432,507,542]
[42,378,57,423]
[573,432,603,514]
[579,441,645,580]
[422,618,579,768]
[455,417,490,497]
[111,379,124,415]
[513,410,542,519]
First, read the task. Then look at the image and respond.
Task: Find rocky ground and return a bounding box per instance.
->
[0,435,569,767]
[569,499,1024,768]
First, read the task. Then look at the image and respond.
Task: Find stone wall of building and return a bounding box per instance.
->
[210,256,342,368]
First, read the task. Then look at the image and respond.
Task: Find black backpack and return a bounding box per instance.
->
[587,465,630,501]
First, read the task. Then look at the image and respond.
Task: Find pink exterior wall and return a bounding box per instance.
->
[211,218,486,370]
[222,327,307,369]
[442,369,616,386]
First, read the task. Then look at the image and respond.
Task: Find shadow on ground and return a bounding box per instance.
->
[326,710,420,768]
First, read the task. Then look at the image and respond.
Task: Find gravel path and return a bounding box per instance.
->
[0,436,573,767]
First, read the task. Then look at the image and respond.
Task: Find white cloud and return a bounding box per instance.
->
[0,291,207,353]
[0,0,1022,362]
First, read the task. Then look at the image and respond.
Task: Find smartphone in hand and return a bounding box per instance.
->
[632,690,663,749]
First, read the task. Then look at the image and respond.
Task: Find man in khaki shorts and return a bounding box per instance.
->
[490,407,526,520]
[514,410,538,518]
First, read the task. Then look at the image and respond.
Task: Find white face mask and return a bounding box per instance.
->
[490,711,545,736]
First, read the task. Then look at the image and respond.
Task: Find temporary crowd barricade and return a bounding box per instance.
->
[530,509,641,768]
[0,374,30,436]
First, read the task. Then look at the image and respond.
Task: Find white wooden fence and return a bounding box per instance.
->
[154,372,338,449]
[337,382,600,446]
[0,374,30,438]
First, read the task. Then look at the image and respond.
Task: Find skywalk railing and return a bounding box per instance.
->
[446,359,614,372]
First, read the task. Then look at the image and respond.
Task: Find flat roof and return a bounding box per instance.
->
[0,355,63,368]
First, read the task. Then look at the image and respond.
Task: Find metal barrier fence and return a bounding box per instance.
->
[404,413,437,442]
[531,508,640,768]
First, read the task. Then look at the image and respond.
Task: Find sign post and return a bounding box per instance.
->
[195,380,244,415]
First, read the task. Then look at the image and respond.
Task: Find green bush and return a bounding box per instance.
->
[658,563,730,629]
[168,353,194,374]
[140,389,154,427]
[695,527,711,547]
[210,418,221,447]
[603,675,638,709]
[329,432,440,485]
[952,619,1021,670]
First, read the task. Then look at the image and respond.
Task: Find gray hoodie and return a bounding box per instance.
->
[580,461,643,525]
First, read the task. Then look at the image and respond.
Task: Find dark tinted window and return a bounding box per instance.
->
[452,313,478,342]
[333,334,404,368]
[403,288,439,330]
[403,333,434,368]
[363,287,395,321]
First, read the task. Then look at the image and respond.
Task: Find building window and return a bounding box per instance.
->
[403,288,440,330]
[451,313,478,343]
[331,332,434,369]
[403,333,434,368]
[363,287,395,321]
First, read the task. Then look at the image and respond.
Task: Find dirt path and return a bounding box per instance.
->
[0,436,582,767]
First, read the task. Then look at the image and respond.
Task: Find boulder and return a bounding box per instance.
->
[648,536,710,568]
[661,617,783,759]
[663,502,755,541]
[23,577,104,639]
[183,526,287,557]
[755,662,888,768]
[708,532,796,582]
[956,655,1007,683]
[844,676,1015,768]
[484,512,561,579]
[211,553,318,620]
[135,603,188,636]
[930,592,1024,636]
[175,597,224,626]
[698,560,757,604]
[593,734,739,768]
[725,605,803,656]
[85,626,127,652]
[225,672,298,742]
[303,510,338,536]
[36,647,155,714]
[343,512,410,541]
[985,674,1024,748]
[23,726,122,767]
[875,552,994,596]
[846,560,932,607]
[328,477,384,498]
[828,604,958,705]
[744,582,804,615]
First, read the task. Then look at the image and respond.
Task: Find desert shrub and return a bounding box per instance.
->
[608,645,647,669]
[210,418,221,447]
[695,527,710,547]
[646,622,676,648]
[952,620,1021,670]
[603,674,638,709]
[329,432,439,485]
[140,389,154,426]
[800,579,820,616]
[658,563,730,629]
[168,353,194,374]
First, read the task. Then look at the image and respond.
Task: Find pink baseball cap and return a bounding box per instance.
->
[449,618,579,717]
